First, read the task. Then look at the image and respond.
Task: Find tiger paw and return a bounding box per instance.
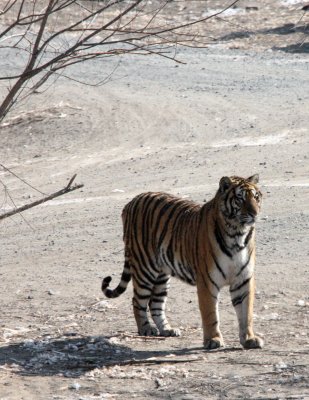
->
[243,336,264,349]
[138,325,159,336]
[160,328,181,337]
[204,337,224,350]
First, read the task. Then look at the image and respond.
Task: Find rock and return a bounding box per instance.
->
[69,382,81,390]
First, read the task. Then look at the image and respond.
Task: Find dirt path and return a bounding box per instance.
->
[0,2,309,399]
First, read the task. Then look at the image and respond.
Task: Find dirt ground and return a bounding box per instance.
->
[0,1,308,399]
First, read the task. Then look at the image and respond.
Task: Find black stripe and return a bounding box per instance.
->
[130,234,157,278]
[133,304,147,312]
[225,230,243,239]
[173,208,185,247]
[224,192,232,217]
[244,227,254,246]
[138,282,154,292]
[172,260,195,285]
[128,194,153,266]
[149,195,166,227]
[200,267,217,300]
[140,200,159,273]
[131,209,149,271]
[150,298,165,304]
[141,194,159,256]
[122,272,131,282]
[178,241,188,271]
[131,195,159,274]
[232,291,249,307]
[104,290,120,299]
[173,265,195,285]
[133,264,156,287]
[224,219,239,231]
[232,244,244,252]
[171,211,194,283]
[149,302,164,314]
[150,196,168,251]
[114,286,126,295]
[215,221,232,258]
[230,276,252,293]
[236,250,253,277]
[166,241,175,266]
[134,289,151,300]
[161,251,170,269]
[210,250,227,280]
[230,228,254,252]
[157,199,188,249]
[154,200,171,238]
[155,276,170,285]
[141,195,155,246]
[206,267,220,291]
[151,291,168,298]
[175,261,190,281]
[157,203,179,247]
[193,213,201,271]
[102,276,112,290]
[134,276,154,292]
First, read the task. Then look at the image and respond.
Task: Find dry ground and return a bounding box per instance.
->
[0,1,308,399]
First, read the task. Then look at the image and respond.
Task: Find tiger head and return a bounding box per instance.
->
[217,174,262,226]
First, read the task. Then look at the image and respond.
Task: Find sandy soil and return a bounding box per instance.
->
[0,1,309,399]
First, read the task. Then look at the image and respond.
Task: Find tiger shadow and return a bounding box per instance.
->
[0,334,240,377]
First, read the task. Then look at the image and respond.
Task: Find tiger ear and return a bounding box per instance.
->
[219,176,232,192]
[247,174,259,184]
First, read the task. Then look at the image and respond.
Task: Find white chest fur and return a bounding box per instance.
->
[211,223,255,287]
[232,247,254,277]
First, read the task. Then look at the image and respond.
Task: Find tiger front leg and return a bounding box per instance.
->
[230,276,264,349]
[196,276,224,350]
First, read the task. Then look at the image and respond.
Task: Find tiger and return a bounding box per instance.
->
[102,174,264,350]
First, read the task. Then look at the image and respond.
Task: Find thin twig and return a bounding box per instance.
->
[0,0,241,120]
[0,175,84,221]
[0,164,46,195]
[63,356,202,370]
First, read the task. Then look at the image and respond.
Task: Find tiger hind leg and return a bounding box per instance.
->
[132,288,159,336]
[131,265,159,336]
[149,273,180,337]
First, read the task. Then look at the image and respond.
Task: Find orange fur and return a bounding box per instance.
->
[102,175,264,349]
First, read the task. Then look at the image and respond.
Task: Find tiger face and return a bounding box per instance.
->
[102,174,264,349]
[218,174,262,226]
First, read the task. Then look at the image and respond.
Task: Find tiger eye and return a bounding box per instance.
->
[102,175,263,350]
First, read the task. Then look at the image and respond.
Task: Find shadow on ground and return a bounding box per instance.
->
[274,42,309,53]
[218,23,309,53]
[0,335,216,377]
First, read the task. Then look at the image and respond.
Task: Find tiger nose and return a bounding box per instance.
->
[247,198,259,218]
[248,211,257,220]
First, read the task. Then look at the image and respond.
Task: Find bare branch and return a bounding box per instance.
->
[0,0,19,15]
[0,0,241,121]
[0,164,46,195]
[0,175,84,221]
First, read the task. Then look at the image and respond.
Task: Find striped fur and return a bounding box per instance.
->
[102,174,264,349]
